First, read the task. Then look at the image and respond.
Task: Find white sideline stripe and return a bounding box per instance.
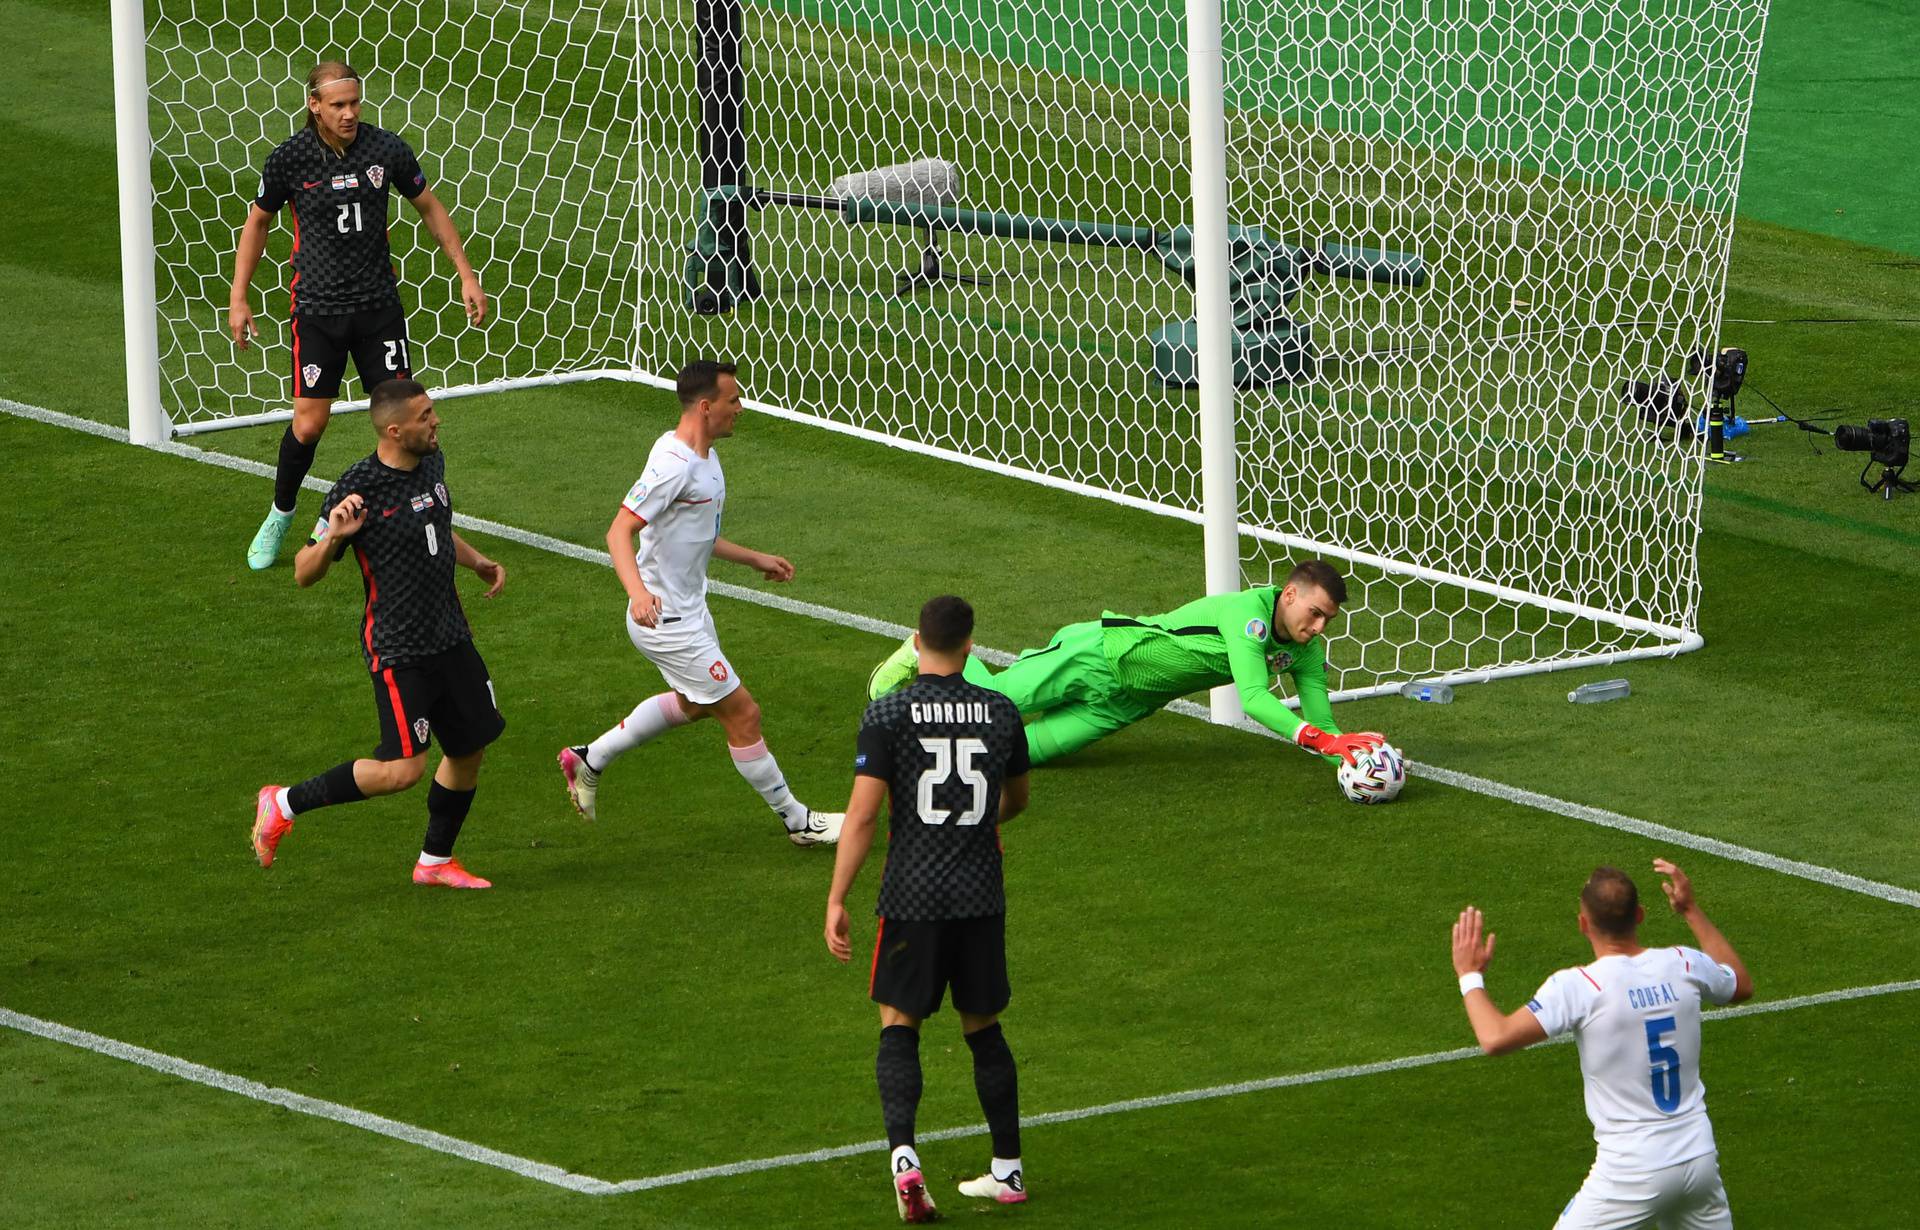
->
[6,980,1916,1197]
[0,1008,619,1195]
[5,395,1916,915]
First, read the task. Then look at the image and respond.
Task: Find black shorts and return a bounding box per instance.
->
[869,913,1009,1020]
[368,640,505,761]
[291,303,412,401]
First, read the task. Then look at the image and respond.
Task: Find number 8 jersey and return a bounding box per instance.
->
[856,674,1030,920]
[1525,947,1739,1175]
[312,450,470,674]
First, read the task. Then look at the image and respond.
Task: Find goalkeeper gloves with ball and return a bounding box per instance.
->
[1295,726,1386,766]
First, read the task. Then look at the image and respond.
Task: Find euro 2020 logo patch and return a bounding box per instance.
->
[1245,617,1267,641]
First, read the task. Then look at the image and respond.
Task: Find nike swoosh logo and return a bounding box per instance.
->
[303,180,325,189]
[382,506,400,517]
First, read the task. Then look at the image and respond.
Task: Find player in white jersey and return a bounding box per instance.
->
[557,361,842,846]
[1450,860,1753,1229]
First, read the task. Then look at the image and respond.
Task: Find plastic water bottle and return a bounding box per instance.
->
[1399,681,1454,704]
[1568,679,1631,704]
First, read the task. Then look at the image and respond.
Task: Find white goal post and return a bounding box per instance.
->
[113,0,1772,707]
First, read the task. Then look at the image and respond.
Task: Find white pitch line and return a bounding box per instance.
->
[4,395,1915,914]
[609,977,1920,1192]
[1408,764,1920,910]
[7,979,1916,1197]
[1156,697,1920,911]
[4,403,1918,1180]
[0,1007,618,1195]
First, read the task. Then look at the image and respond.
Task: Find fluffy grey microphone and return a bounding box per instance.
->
[827,158,960,206]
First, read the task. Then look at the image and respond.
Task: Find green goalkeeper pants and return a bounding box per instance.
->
[960,620,1161,765]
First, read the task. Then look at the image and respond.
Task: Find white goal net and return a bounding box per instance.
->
[129,0,1771,695]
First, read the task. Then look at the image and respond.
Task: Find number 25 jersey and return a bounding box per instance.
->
[856,674,1031,920]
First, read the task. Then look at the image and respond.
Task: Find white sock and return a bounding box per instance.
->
[417,852,451,866]
[891,1145,921,1176]
[276,786,297,817]
[586,693,689,770]
[730,739,808,830]
[991,1156,1022,1181]
[270,502,294,519]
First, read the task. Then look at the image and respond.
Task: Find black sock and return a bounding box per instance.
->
[273,426,319,514]
[422,781,476,858]
[965,1022,1020,1160]
[876,1024,922,1151]
[286,762,366,815]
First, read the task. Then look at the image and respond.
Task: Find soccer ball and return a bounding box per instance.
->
[1337,742,1406,804]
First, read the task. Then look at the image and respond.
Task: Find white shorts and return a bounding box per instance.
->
[1555,1152,1731,1230]
[625,605,740,706]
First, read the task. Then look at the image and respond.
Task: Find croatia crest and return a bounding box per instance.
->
[302,363,322,388]
[412,717,430,745]
[435,481,448,507]
[367,164,385,189]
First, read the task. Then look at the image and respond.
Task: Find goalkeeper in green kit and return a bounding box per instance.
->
[867,559,1387,767]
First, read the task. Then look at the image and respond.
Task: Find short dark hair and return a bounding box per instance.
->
[1286,558,1348,607]
[918,595,974,653]
[368,378,427,429]
[676,360,739,408]
[1581,866,1641,938]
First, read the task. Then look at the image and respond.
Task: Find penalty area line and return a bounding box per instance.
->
[0,1007,618,1195]
[4,395,1916,915]
[608,976,1920,1192]
[5,980,1915,1197]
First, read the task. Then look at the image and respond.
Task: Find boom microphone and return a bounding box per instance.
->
[827,158,961,206]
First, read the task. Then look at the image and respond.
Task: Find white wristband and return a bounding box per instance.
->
[1458,972,1485,996]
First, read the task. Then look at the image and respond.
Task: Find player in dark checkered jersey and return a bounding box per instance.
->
[826,596,1032,1221]
[249,380,509,889]
[229,61,487,572]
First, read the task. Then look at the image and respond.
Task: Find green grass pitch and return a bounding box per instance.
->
[2,0,1918,1226]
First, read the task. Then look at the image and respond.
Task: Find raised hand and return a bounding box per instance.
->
[1654,858,1695,914]
[1452,906,1497,976]
[327,493,367,539]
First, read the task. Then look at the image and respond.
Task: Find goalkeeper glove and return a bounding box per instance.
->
[1294,725,1386,766]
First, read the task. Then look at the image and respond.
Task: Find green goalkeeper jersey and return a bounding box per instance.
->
[1099,586,1340,742]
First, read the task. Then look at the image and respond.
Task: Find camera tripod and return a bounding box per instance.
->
[1861,461,1916,500]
